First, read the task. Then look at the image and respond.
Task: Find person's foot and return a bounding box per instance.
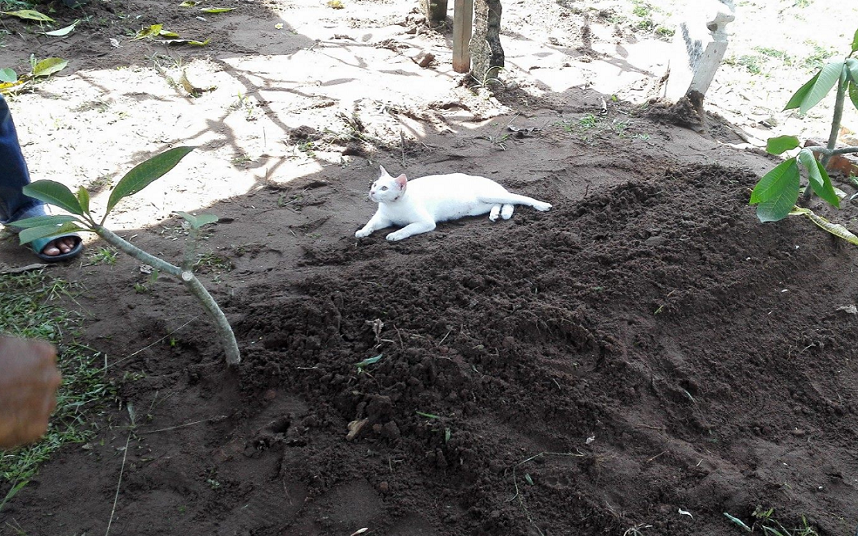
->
[25,233,83,262]
[40,236,79,257]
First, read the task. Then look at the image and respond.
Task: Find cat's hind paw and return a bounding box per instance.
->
[386,231,405,241]
[501,204,515,219]
[489,204,502,221]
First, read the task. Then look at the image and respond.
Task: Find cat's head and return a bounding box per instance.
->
[369,165,408,203]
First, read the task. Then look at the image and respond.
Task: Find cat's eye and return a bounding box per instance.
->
[380,186,388,191]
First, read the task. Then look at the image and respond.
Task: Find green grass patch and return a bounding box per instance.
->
[802,40,835,70]
[724,54,765,75]
[0,0,35,10]
[0,270,114,509]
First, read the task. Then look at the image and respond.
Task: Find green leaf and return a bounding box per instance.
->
[18,222,86,245]
[175,210,216,229]
[784,72,818,111]
[105,146,195,216]
[195,214,218,227]
[10,214,81,228]
[355,353,383,370]
[40,20,79,37]
[766,135,800,155]
[852,27,858,54]
[790,207,858,245]
[175,211,197,228]
[750,158,798,204]
[159,29,180,38]
[850,80,858,112]
[416,411,441,419]
[798,149,840,207]
[160,38,211,46]
[134,24,163,39]
[846,58,858,84]
[77,186,90,215]
[0,68,16,83]
[800,62,844,114]
[2,9,54,22]
[750,159,800,222]
[200,7,234,12]
[32,58,68,78]
[724,512,752,532]
[23,180,83,215]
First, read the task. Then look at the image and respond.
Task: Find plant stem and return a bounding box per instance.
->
[804,68,848,201]
[180,270,240,366]
[95,226,182,277]
[94,225,241,365]
[803,146,858,156]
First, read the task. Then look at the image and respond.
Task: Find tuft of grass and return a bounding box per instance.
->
[194,252,233,273]
[724,54,764,75]
[0,271,114,508]
[0,0,34,10]
[754,46,793,65]
[89,246,118,266]
[802,40,835,70]
[725,508,820,535]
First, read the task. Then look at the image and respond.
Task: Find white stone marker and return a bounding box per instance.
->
[664,0,736,104]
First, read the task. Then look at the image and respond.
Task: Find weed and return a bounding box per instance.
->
[0,0,33,11]
[755,46,793,65]
[725,507,819,535]
[578,113,599,129]
[297,141,316,157]
[803,40,835,70]
[231,153,253,166]
[655,26,674,38]
[194,252,233,273]
[632,3,649,18]
[89,246,118,266]
[326,0,344,8]
[728,54,764,75]
[229,91,258,120]
[133,282,149,294]
[0,271,114,506]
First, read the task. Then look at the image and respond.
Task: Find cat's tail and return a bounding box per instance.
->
[479,193,552,211]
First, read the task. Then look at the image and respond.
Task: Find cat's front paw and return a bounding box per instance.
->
[355,228,372,238]
[533,202,552,212]
[386,231,405,241]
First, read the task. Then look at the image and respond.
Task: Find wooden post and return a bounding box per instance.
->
[452,0,474,73]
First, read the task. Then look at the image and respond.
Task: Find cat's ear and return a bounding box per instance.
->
[394,174,408,190]
[379,165,389,177]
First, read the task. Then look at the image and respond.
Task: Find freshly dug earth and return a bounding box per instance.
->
[2,0,858,534]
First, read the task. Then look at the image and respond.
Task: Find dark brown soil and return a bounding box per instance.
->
[3,0,858,534]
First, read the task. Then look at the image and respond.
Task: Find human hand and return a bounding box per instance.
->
[0,336,62,448]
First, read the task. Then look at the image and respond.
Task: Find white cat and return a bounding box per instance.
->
[355,166,552,241]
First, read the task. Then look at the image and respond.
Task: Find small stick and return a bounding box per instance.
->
[400,130,407,168]
[140,415,225,434]
[105,432,132,536]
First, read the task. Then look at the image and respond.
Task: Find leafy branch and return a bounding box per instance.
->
[15,147,241,365]
[749,27,858,243]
